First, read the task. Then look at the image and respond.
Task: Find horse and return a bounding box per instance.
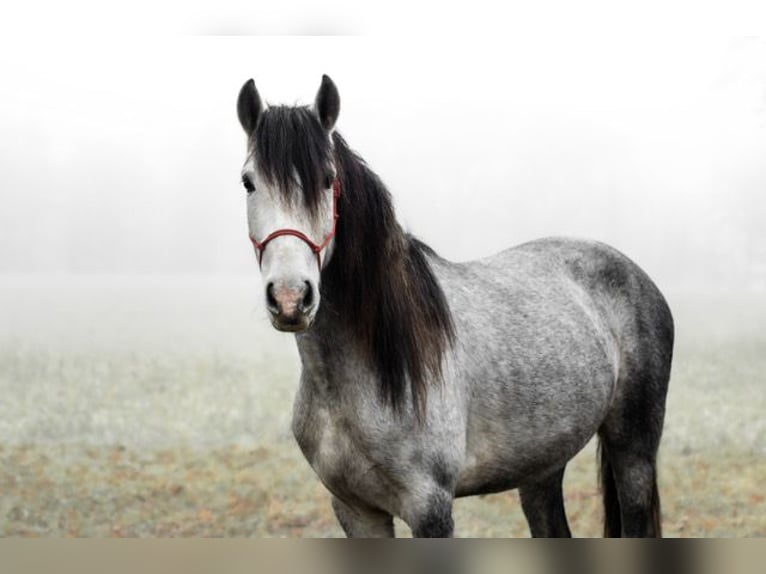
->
[235,75,674,537]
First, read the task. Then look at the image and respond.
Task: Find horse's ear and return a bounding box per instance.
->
[314,74,340,132]
[237,79,263,135]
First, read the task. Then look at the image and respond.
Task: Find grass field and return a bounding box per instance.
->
[1,275,764,537]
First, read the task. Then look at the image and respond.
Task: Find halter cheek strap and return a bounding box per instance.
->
[249,179,341,271]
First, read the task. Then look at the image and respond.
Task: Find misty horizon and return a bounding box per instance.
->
[1,37,764,291]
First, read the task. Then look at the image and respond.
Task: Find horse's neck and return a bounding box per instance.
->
[294,307,375,401]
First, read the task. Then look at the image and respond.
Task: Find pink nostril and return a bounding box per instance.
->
[268,282,311,319]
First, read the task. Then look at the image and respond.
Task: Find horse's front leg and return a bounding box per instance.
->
[402,490,455,538]
[331,496,394,538]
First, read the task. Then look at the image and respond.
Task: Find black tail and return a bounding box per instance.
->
[598,439,622,537]
[651,472,663,537]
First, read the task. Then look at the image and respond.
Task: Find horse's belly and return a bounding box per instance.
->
[456,427,594,496]
[456,370,613,497]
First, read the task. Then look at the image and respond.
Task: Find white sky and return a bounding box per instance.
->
[0,34,765,290]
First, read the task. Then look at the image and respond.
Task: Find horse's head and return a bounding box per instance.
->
[237,75,341,332]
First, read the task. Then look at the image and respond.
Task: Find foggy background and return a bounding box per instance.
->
[1,32,765,536]
[0,37,764,290]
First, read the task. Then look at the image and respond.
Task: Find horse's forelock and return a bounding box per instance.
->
[252,106,333,215]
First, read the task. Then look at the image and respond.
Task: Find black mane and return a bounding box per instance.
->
[251,107,455,416]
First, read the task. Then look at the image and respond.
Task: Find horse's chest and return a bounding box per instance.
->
[298,406,352,475]
[292,401,385,504]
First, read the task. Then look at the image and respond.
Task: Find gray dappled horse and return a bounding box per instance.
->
[236,75,674,537]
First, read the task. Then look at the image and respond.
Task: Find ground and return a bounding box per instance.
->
[0,276,764,537]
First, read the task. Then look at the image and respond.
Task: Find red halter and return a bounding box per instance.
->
[249,179,341,271]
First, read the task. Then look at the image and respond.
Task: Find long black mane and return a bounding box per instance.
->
[251,105,455,415]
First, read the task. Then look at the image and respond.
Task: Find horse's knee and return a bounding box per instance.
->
[410,497,454,538]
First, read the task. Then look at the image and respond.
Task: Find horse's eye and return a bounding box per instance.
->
[241,174,255,193]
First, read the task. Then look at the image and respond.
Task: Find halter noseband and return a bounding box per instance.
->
[249,178,341,271]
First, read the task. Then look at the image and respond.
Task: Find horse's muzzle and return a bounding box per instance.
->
[266,280,315,332]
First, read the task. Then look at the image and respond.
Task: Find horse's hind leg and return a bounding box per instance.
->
[599,434,662,537]
[599,369,667,537]
[519,467,572,537]
[331,496,394,537]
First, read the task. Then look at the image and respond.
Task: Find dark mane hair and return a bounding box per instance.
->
[251,107,455,416]
[326,132,455,416]
[252,105,333,216]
